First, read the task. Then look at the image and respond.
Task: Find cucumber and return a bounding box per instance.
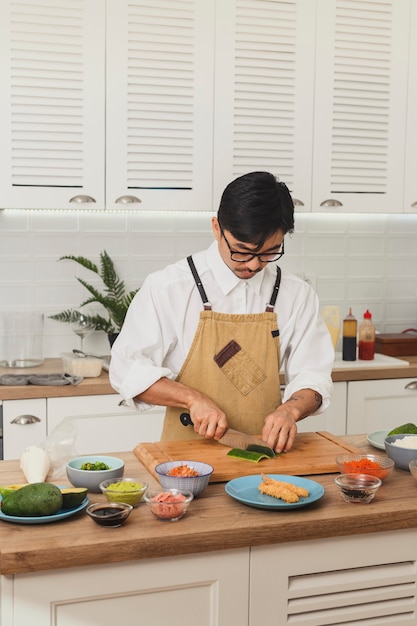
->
[227,448,271,463]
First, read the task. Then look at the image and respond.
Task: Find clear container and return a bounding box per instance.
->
[0,312,44,367]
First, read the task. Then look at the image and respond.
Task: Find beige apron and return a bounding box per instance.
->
[161,257,282,440]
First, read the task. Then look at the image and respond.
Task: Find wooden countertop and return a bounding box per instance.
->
[1,435,417,575]
[0,359,114,400]
[1,356,416,401]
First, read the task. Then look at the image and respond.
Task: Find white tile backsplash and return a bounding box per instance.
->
[0,209,416,358]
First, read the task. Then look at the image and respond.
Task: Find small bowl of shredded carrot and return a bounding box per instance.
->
[335,454,394,481]
[154,460,214,496]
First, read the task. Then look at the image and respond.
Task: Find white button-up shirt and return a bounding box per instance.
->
[110,241,334,413]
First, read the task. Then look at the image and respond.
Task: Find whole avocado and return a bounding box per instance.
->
[388,423,417,436]
[1,483,63,517]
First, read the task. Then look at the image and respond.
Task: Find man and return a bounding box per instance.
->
[110,172,334,453]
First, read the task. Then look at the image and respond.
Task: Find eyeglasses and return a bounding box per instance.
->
[219,225,284,263]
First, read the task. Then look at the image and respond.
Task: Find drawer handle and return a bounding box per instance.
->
[115,195,141,204]
[405,381,417,390]
[320,199,343,207]
[11,414,41,425]
[69,195,96,204]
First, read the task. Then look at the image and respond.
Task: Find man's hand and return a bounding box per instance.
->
[187,396,228,441]
[262,388,322,453]
[262,408,298,453]
[137,378,228,440]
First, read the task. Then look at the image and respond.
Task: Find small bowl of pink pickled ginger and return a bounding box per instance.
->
[143,488,193,521]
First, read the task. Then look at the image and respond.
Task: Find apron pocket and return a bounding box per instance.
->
[214,343,267,396]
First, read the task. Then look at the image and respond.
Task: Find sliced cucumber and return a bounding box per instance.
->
[246,444,276,458]
[227,448,270,463]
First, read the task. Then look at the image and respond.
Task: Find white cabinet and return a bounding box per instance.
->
[105,0,215,212]
[0,0,214,212]
[213,0,417,214]
[3,399,47,459]
[5,530,417,625]
[47,397,165,454]
[312,0,413,213]
[2,395,165,460]
[1,0,416,213]
[9,549,249,626]
[250,530,417,623]
[0,0,105,210]
[297,381,347,435]
[212,0,316,211]
[404,0,417,212]
[346,378,417,434]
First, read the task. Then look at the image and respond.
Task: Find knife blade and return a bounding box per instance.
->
[179,413,275,458]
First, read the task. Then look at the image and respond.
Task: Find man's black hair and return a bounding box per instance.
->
[217,171,295,248]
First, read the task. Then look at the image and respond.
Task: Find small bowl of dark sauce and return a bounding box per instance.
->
[86,502,133,527]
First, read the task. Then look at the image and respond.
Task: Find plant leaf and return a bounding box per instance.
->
[49,250,139,333]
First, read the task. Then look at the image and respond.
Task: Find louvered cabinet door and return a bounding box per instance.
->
[251,531,417,624]
[105,0,215,212]
[0,0,105,210]
[212,0,316,213]
[312,0,411,213]
[404,0,417,214]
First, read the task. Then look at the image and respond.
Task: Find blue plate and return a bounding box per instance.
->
[0,492,89,525]
[225,474,325,510]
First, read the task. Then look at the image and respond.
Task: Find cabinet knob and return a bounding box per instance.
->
[405,381,417,390]
[11,414,41,425]
[320,199,343,207]
[411,201,417,208]
[115,195,141,204]
[69,195,97,204]
[292,198,304,207]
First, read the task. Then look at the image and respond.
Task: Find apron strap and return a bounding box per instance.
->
[187,256,212,310]
[265,266,282,312]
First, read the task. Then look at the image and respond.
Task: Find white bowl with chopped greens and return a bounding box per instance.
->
[66,455,124,493]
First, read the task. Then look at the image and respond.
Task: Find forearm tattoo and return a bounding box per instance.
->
[288,391,322,411]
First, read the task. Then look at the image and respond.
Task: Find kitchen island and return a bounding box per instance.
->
[0,436,417,625]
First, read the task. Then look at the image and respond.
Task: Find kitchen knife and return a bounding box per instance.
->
[179,413,275,457]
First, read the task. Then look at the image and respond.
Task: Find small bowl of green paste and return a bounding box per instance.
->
[99,477,148,507]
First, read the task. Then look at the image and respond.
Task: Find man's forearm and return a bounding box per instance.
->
[135,377,200,409]
[280,388,322,422]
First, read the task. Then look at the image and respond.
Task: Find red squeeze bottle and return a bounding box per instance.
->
[358,310,375,360]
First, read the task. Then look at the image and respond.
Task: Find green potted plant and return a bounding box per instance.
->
[49,250,138,345]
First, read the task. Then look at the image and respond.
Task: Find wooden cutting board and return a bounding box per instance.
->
[133,431,363,483]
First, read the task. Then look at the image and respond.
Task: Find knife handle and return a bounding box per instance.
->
[180,412,193,426]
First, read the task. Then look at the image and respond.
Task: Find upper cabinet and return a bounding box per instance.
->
[0,0,215,211]
[0,0,416,213]
[212,0,316,211]
[404,0,417,212]
[0,0,106,210]
[212,0,417,214]
[312,0,413,213]
[105,0,215,211]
